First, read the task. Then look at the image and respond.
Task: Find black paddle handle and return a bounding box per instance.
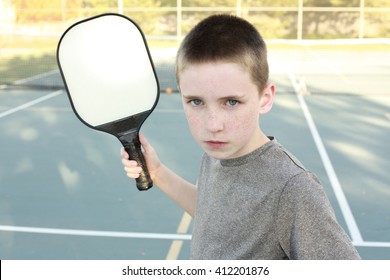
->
[123,137,153,191]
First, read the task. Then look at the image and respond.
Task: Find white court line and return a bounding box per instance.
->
[353,241,390,248]
[0,225,192,241]
[0,90,63,119]
[1,224,389,248]
[287,69,364,244]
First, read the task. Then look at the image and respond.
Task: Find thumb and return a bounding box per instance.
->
[139,133,152,154]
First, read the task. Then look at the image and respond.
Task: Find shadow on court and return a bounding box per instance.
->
[0,48,389,259]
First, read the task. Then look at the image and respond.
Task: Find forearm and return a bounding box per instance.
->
[153,164,197,217]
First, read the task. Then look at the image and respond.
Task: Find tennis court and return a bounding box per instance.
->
[0,43,389,259]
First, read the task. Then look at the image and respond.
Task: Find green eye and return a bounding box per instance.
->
[227,99,238,106]
[191,99,202,106]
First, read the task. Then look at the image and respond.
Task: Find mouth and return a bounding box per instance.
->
[204,140,227,149]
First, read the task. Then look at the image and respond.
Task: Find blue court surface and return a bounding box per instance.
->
[0,47,389,259]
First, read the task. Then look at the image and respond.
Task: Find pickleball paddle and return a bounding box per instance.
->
[57,13,159,191]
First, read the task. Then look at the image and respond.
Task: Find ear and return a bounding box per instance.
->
[259,83,275,115]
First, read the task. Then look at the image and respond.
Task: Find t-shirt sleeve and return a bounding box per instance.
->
[276,171,361,260]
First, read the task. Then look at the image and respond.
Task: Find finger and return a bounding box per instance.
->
[126,172,140,179]
[122,158,138,167]
[120,147,129,159]
[124,166,142,177]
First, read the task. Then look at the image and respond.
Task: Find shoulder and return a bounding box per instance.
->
[268,140,308,173]
[278,171,331,217]
[281,171,323,200]
[276,170,336,242]
[276,172,360,259]
[252,139,311,187]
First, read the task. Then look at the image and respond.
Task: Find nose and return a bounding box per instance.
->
[206,108,224,133]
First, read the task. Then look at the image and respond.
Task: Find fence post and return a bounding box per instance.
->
[177,0,182,38]
[359,0,365,39]
[297,0,303,40]
[236,0,242,17]
[118,0,123,14]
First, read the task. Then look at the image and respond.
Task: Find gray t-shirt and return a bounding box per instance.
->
[190,138,360,259]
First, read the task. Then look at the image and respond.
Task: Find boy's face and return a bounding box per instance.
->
[180,62,273,160]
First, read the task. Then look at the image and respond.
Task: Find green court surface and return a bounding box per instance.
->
[0,48,389,259]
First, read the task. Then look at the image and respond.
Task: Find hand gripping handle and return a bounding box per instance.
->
[123,136,153,191]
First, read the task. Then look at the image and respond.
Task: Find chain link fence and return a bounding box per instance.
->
[1,0,390,41]
[1,0,389,85]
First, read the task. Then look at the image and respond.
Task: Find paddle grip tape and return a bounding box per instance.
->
[124,138,153,191]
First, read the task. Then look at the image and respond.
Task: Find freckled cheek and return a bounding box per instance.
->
[184,109,258,139]
[184,112,204,137]
[229,111,259,138]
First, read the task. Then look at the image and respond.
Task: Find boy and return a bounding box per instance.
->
[121,14,360,259]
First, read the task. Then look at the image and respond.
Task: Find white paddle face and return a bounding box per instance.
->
[58,14,158,127]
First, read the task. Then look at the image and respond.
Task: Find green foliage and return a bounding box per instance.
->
[365,0,390,7]
[13,0,84,22]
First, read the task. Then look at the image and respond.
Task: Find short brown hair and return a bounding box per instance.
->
[176,14,269,93]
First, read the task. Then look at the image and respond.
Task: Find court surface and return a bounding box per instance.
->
[0,47,389,259]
